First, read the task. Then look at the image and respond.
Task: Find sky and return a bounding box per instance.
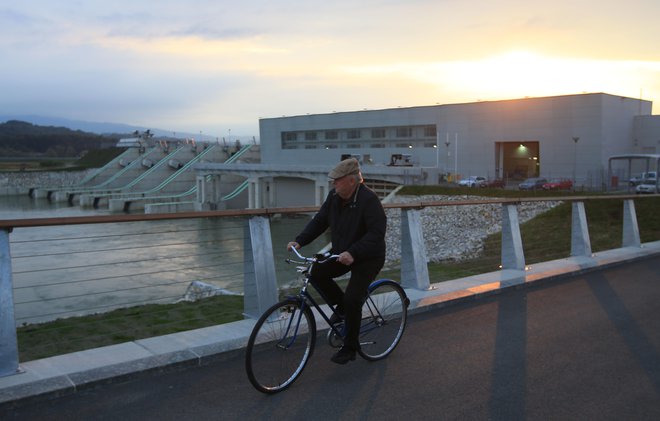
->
[1,0,660,138]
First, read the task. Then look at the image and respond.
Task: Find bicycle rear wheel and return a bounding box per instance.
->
[245,298,316,394]
[358,280,408,361]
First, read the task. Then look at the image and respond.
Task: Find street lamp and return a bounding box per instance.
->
[445,139,451,179]
[573,137,580,184]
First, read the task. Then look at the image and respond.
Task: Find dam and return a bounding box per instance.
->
[28,134,260,213]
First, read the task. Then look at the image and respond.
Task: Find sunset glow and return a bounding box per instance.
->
[1,1,659,135]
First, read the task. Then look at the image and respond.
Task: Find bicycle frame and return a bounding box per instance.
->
[290,275,346,340]
[284,264,393,347]
[285,248,348,339]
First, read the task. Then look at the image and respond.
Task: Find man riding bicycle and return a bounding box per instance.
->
[287,157,387,364]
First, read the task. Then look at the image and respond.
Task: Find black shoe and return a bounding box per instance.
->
[331,346,356,365]
[328,312,344,326]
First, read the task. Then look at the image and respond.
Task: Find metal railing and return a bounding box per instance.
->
[1,194,658,377]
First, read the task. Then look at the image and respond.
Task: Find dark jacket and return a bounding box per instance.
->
[295,183,386,262]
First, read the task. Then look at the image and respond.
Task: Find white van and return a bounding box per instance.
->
[629,171,657,186]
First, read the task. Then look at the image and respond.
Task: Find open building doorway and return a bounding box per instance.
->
[495,141,540,181]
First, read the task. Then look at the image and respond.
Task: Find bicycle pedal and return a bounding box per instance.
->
[326,329,343,348]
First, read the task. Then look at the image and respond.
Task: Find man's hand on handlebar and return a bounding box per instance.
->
[337,251,354,266]
[287,241,300,251]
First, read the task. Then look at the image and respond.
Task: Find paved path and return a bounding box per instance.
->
[2,256,659,420]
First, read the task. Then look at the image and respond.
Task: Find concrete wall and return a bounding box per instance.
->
[271,177,316,208]
[635,115,660,154]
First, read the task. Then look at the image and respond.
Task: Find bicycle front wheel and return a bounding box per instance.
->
[358,280,408,361]
[245,298,316,394]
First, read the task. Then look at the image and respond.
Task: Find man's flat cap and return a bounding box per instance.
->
[329,158,360,179]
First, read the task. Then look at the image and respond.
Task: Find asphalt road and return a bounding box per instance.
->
[3,256,660,421]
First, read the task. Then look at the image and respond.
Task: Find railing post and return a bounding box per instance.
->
[400,208,430,290]
[622,199,641,247]
[243,216,278,319]
[571,201,592,256]
[501,204,525,270]
[0,228,20,377]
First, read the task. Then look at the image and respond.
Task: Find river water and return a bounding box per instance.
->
[0,195,329,324]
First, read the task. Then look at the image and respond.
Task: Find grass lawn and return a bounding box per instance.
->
[18,296,243,361]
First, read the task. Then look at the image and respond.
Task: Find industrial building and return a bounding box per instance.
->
[195,93,660,209]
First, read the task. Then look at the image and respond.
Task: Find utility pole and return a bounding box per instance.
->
[573,137,579,184]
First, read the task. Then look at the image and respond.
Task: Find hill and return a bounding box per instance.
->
[0,114,259,144]
[0,114,152,136]
[0,120,121,157]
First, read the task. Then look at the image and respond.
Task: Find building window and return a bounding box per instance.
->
[305,131,317,141]
[324,144,338,149]
[370,143,386,148]
[282,132,298,141]
[325,131,338,140]
[347,143,361,149]
[347,129,361,139]
[305,144,317,149]
[395,142,412,148]
[395,127,413,138]
[424,142,437,148]
[371,128,386,138]
[423,126,437,137]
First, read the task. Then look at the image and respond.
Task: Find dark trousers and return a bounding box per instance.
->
[309,256,385,351]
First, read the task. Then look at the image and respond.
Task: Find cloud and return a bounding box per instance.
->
[342,52,660,104]
[1,1,660,135]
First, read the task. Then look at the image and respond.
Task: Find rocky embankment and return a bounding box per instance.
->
[384,195,560,264]
[0,171,91,194]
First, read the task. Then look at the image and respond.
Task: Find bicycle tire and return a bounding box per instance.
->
[245,298,316,394]
[358,280,408,361]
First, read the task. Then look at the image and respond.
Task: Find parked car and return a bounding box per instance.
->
[542,178,573,191]
[458,176,487,187]
[629,171,657,186]
[636,182,659,194]
[518,177,548,190]
[484,178,506,188]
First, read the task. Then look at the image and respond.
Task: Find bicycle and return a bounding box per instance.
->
[245,247,410,394]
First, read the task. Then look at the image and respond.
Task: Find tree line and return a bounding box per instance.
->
[0,120,122,157]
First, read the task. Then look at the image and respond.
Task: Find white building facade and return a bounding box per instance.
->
[259,93,657,189]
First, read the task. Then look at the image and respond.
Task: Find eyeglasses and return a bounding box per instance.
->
[330,175,350,185]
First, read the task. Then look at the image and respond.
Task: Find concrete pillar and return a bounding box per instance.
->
[622,199,641,247]
[254,178,262,208]
[315,179,328,206]
[195,175,205,204]
[267,178,275,208]
[0,229,19,377]
[211,175,221,203]
[248,180,255,209]
[243,217,279,318]
[400,209,430,290]
[571,201,592,256]
[501,204,525,270]
[246,177,263,209]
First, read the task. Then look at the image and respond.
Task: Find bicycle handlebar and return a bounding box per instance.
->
[287,246,340,265]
